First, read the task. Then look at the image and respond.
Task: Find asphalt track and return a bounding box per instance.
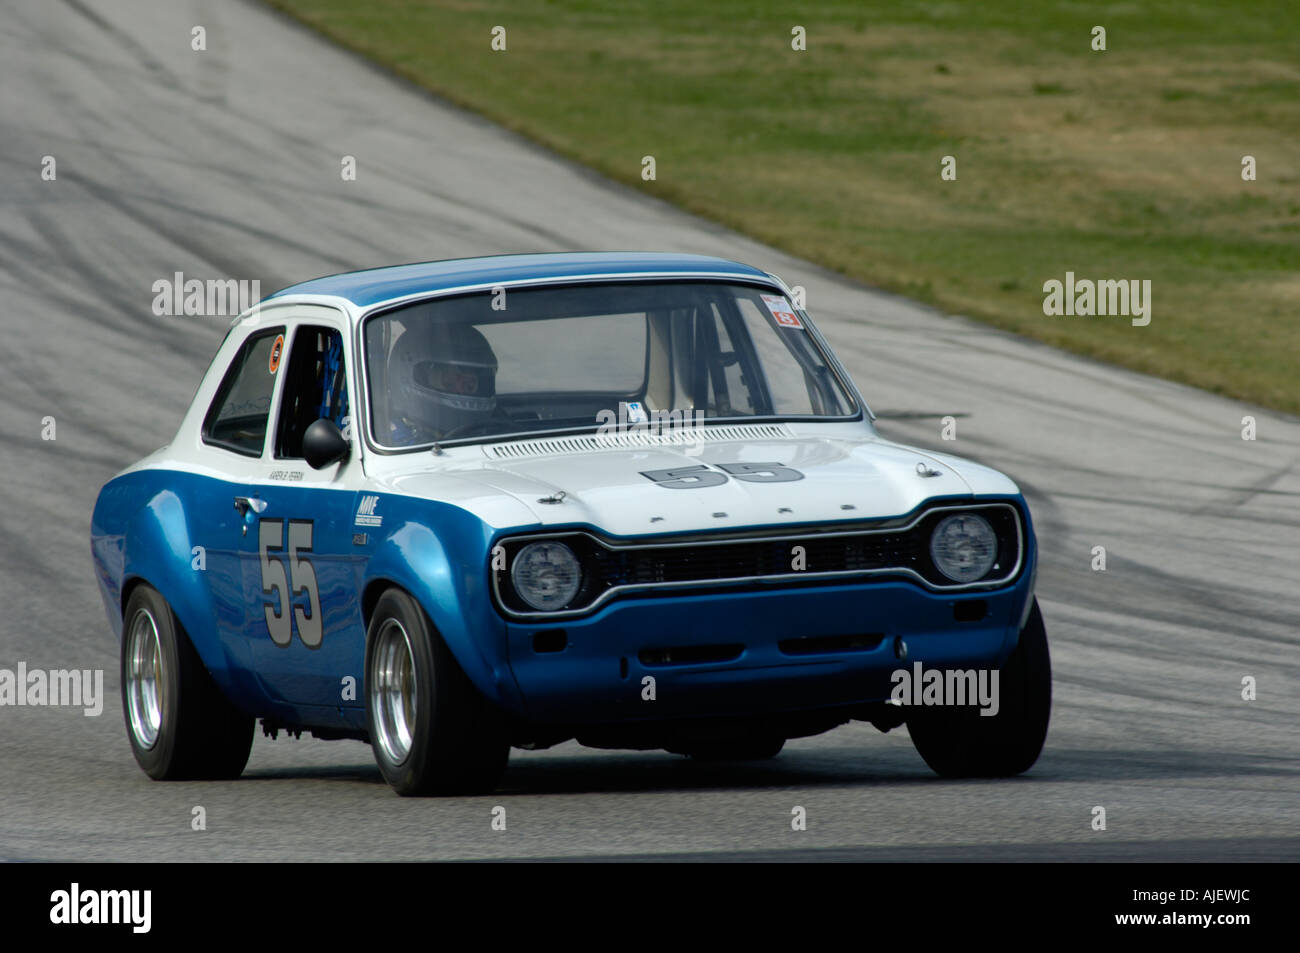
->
[0,0,1297,862]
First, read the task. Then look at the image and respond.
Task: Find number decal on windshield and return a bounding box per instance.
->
[259,519,324,649]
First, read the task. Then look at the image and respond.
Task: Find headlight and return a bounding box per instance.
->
[929,514,997,583]
[510,541,582,610]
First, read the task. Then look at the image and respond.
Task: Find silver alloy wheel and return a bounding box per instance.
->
[125,608,163,750]
[371,619,418,765]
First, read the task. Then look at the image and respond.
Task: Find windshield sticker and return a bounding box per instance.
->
[268,334,285,374]
[760,294,802,329]
[622,401,649,425]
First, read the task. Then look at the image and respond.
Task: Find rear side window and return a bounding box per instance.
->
[203,328,286,456]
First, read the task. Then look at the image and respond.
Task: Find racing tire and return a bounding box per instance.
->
[121,585,254,781]
[906,597,1051,778]
[365,589,509,796]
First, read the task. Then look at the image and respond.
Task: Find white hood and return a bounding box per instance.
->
[384,431,1019,536]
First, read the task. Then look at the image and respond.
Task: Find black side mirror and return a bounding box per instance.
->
[302,418,350,470]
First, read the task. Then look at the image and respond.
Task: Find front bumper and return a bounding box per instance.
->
[505,572,1032,725]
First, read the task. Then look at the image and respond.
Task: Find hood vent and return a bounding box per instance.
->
[483,423,795,459]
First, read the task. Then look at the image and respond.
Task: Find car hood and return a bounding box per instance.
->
[386,433,1019,537]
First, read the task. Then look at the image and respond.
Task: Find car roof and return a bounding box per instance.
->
[266,252,774,310]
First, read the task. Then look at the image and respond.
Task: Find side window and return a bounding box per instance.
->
[203,329,285,457]
[275,326,349,459]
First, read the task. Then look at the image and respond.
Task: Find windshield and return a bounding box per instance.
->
[362,281,857,448]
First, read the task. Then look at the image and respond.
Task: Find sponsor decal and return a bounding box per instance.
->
[355,495,382,527]
[268,334,285,374]
[760,293,802,328]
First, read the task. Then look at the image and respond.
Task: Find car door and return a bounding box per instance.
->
[196,323,289,702]
[239,317,366,718]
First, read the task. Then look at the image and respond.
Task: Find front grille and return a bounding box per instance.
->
[590,530,925,586]
[493,501,1024,618]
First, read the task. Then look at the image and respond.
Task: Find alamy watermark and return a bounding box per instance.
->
[889,662,1000,716]
[1042,272,1151,326]
[152,271,261,317]
[596,402,707,447]
[0,663,103,716]
[50,884,150,933]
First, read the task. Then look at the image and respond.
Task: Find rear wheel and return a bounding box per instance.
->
[906,597,1051,778]
[365,589,509,796]
[121,585,253,780]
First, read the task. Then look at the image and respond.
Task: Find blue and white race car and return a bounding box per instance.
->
[91,252,1049,795]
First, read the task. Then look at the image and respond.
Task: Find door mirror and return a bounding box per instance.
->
[302,418,350,470]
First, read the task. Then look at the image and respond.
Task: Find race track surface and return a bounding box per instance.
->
[1,0,1297,861]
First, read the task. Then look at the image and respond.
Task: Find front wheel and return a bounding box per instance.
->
[906,597,1051,778]
[121,585,253,780]
[365,589,509,796]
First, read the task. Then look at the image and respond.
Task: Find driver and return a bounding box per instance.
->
[388,321,500,445]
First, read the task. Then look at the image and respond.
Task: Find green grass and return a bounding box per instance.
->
[265,0,1300,414]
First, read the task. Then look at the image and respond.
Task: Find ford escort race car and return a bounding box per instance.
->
[90,252,1050,795]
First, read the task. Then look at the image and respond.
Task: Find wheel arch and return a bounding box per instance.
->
[360,532,526,718]
[117,488,241,694]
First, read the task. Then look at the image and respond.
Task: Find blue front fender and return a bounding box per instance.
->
[362,513,527,718]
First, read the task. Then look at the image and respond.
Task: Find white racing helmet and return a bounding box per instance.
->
[390,321,499,439]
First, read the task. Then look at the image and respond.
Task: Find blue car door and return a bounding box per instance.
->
[239,320,366,720]
[195,324,290,706]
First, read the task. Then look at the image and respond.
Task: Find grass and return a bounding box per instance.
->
[264,0,1300,414]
